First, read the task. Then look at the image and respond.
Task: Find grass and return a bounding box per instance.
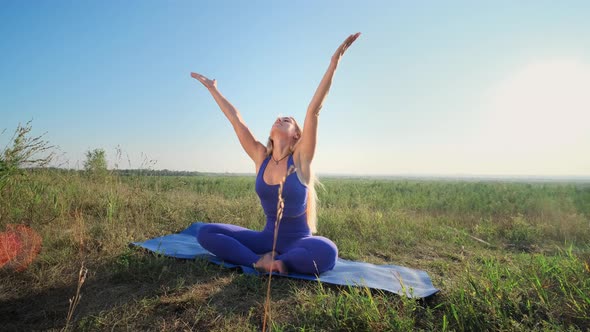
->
[0,168,589,331]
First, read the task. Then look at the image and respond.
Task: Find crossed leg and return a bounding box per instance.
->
[276,236,338,275]
[197,224,338,275]
[197,223,272,266]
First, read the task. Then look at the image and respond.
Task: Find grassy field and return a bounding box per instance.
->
[1,169,589,331]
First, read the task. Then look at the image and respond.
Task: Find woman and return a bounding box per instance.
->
[191,32,361,275]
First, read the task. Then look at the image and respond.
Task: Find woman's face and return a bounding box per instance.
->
[270,117,299,140]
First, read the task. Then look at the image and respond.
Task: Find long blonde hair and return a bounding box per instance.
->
[266,117,320,233]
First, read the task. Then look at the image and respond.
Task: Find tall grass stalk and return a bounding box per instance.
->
[63,262,88,331]
[262,165,296,331]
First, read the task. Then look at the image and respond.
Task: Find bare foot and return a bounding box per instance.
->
[262,251,278,259]
[254,252,274,272]
[254,253,288,274]
[270,259,287,274]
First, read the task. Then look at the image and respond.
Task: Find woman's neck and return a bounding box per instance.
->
[271,140,291,161]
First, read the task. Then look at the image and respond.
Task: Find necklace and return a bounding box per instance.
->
[271,153,290,165]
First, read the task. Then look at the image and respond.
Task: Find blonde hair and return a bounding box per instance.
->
[266,117,320,233]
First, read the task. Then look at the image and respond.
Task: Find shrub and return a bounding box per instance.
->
[0,120,55,190]
[84,148,107,173]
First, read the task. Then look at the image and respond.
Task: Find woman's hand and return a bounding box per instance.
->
[331,32,361,66]
[190,72,217,90]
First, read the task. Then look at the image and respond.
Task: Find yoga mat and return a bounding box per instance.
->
[131,222,439,298]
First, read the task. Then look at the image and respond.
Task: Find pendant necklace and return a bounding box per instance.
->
[271,153,290,165]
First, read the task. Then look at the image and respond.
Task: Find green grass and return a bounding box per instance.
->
[1,169,589,331]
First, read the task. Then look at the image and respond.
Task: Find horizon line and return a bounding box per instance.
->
[46,166,590,181]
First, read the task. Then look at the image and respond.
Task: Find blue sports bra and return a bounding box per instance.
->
[255,154,308,219]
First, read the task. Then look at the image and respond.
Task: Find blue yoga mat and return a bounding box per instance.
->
[131,222,439,298]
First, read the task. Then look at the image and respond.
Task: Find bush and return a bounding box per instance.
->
[84,148,107,173]
[0,121,54,190]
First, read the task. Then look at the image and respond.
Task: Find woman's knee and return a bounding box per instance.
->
[317,237,338,258]
[196,224,218,246]
[309,237,338,272]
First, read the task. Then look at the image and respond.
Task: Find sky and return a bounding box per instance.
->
[1,1,589,176]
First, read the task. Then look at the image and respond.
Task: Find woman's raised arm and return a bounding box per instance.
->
[296,33,361,165]
[191,72,266,165]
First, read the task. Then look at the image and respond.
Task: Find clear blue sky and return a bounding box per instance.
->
[2,1,589,176]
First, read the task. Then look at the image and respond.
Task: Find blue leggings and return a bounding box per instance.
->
[197,223,338,275]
